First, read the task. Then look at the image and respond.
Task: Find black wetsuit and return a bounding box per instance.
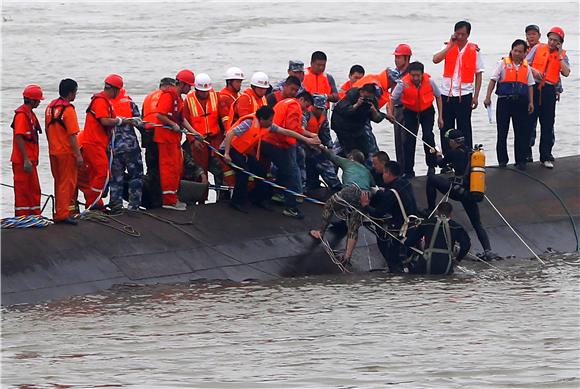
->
[426,145,491,252]
[366,177,417,273]
[405,216,471,275]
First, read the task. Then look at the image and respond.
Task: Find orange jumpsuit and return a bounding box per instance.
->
[10,104,41,216]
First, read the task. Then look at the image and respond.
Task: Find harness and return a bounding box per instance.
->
[47,99,72,128]
[388,188,419,238]
[422,216,454,275]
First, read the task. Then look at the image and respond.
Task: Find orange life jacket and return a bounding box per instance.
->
[110,89,133,119]
[10,104,41,163]
[303,67,332,107]
[338,80,352,100]
[230,114,267,157]
[81,91,115,147]
[142,89,163,124]
[352,70,391,108]
[218,87,239,130]
[45,97,72,128]
[231,87,267,124]
[496,57,529,96]
[306,110,327,135]
[443,43,478,83]
[400,73,435,112]
[185,90,220,137]
[262,98,302,148]
[531,43,565,84]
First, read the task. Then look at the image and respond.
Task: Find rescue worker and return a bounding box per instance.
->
[426,129,499,261]
[309,148,375,267]
[45,79,83,224]
[331,83,386,158]
[387,44,412,171]
[338,65,365,100]
[266,76,301,107]
[303,94,342,192]
[483,39,535,170]
[11,84,44,217]
[222,105,320,213]
[388,61,442,178]
[405,202,471,275]
[231,72,270,123]
[154,69,200,211]
[302,51,340,105]
[183,73,226,202]
[219,67,244,131]
[433,20,484,155]
[78,74,132,210]
[360,161,418,273]
[109,88,143,213]
[525,24,541,52]
[526,26,571,169]
[272,60,305,94]
[261,92,320,219]
[370,150,390,188]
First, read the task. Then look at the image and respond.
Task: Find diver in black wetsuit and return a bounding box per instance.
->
[360,161,418,273]
[426,129,499,261]
[405,202,471,275]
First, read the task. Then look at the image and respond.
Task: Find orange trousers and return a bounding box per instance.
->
[79,144,108,209]
[50,154,78,221]
[12,162,41,217]
[158,142,183,205]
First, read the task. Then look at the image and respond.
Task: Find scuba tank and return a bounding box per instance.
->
[469,144,486,202]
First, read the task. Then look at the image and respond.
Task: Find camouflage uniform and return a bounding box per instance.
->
[109,102,143,211]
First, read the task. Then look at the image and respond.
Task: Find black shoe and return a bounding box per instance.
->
[55,217,78,225]
[516,163,526,171]
[525,156,533,163]
[427,167,436,175]
[107,206,124,216]
[229,202,249,214]
[440,166,453,174]
[282,207,304,220]
[401,171,415,179]
[498,162,507,168]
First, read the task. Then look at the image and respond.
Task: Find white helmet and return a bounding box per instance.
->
[225,67,245,80]
[250,72,270,89]
[194,73,212,91]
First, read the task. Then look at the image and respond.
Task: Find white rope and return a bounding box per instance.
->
[428,185,453,219]
[393,118,439,153]
[484,194,545,265]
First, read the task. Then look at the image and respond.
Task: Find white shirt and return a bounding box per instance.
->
[438,43,485,97]
[490,60,535,86]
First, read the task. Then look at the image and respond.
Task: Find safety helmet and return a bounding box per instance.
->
[548,26,565,42]
[176,69,196,86]
[225,67,245,80]
[250,72,270,89]
[22,84,44,100]
[393,43,412,56]
[194,73,212,91]
[104,74,124,89]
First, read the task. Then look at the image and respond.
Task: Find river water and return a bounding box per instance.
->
[1,1,579,388]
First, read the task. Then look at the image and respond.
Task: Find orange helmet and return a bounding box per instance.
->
[176,69,195,86]
[548,26,565,42]
[22,84,45,100]
[393,44,412,56]
[104,74,124,89]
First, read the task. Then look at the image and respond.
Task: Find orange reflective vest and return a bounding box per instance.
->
[531,43,565,85]
[10,104,41,163]
[110,89,133,119]
[230,114,267,157]
[400,73,435,112]
[496,57,529,96]
[306,111,327,135]
[218,87,239,130]
[185,90,220,137]
[443,43,478,83]
[45,97,72,128]
[232,87,267,124]
[352,70,391,108]
[142,89,163,124]
[303,67,332,108]
[263,98,302,148]
[338,80,352,100]
[81,91,115,147]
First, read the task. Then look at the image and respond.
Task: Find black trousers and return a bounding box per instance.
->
[426,174,491,251]
[528,83,556,162]
[377,236,405,273]
[496,96,530,165]
[441,93,473,154]
[393,105,406,171]
[230,148,269,206]
[402,106,438,174]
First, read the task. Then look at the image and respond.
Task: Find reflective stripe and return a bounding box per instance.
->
[471,167,486,173]
[90,187,103,192]
[224,170,235,177]
[162,190,177,194]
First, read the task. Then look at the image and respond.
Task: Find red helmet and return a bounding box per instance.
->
[393,43,412,56]
[22,84,44,101]
[548,26,565,42]
[104,74,124,89]
[176,69,195,86]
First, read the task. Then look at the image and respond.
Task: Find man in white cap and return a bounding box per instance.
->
[231,72,270,124]
[219,67,244,131]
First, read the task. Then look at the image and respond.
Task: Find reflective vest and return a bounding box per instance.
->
[110,89,133,119]
[352,70,391,108]
[400,73,435,112]
[531,43,564,84]
[10,104,41,163]
[185,90,220,137]
[232,87,267,124]
[303,67,332,107]
[218,87,239,130]
[263,98,303,148]
[153,88,184,144]
[81,91,115,147]
[338,80,352,100]
[230,114,266,157]
[443,43,478,83]
[306,111,326,135]
[142,89,163,124]
[496,57,529,96]
[45,97,72,128]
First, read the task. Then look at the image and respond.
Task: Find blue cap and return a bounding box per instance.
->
[312,94,327,109]
[288,60,305,72]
